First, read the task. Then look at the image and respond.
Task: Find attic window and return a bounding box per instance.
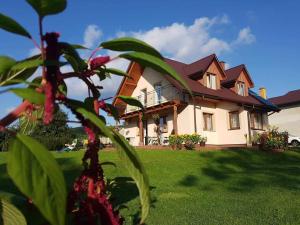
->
[237,82,246,96]
[207,73,217,90]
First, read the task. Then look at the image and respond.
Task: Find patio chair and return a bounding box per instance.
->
[59,139,78,152]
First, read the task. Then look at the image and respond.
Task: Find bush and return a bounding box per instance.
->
[169,134,203,150]
[257,126,288,151]
[183,134,201,150]
[169,135,184,150]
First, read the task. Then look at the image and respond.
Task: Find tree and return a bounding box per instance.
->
[29,108,74,150]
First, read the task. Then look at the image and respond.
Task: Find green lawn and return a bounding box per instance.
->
[1,149,300,225]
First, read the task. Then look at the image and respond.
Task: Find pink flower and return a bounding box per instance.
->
[84,126,96,143]
[97,100,106,110]
[90,56,110,70]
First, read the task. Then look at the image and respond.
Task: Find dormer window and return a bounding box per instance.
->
[237,82,246,96]
[207,73,217,90]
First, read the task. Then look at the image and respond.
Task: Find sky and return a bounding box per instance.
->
[0,0,300,125]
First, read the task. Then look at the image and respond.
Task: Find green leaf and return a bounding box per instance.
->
[59,42,87,72]
[0,56,16,81]
[0,13,31,38]
[105,68,131,78]
[67,101,150,223]
[2,79,41,88]
[10,58,42,71]
[105,103,120,121]
[0,198,27,225]
[71,44,89,50]
[26,0,67,18]
[100,37,162,58]
[7,134,67,225]
[19,107,44,135]
[119,52,191,95]
[0,55,41,87]
[10,88,45,105]
[117,95,144,110]
[58,80,68,95]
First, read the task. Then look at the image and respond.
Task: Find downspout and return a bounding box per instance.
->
[247,111,252,145]
[193,102,197,133]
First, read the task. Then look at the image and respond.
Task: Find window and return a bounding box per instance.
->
[237,82,246,96]
[207,74,217,89]
[139,88,147,106]
[250,112,263,130]
[160,116,168,133]
[154,83,162,104]
[229,111,240,129]
[203,113,214,131]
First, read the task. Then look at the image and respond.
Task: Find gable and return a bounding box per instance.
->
[201,59,226,89]
[113,62,144,107]
[130,67,173,98]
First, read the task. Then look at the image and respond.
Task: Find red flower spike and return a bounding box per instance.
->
[97,100,106,110]
[84,126,96,143]
[43,32,60,125]
[43,82,55,124]
[90,56,110,70]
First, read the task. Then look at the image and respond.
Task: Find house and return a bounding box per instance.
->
[269,89,300,137]
[113,54,279,146]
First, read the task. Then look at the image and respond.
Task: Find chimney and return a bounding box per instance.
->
[219,61,226,70]
[259,87,267,99]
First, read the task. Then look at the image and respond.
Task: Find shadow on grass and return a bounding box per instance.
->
[180,149,300,192]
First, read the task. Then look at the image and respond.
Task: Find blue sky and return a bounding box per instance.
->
[1,0,299,125]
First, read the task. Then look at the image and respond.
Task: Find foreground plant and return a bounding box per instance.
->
[0,0,189,225]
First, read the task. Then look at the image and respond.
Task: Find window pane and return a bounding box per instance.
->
[211,75,216,89]
[207,75,211,88]
[204,113,213,131]
[154,84,162,104]
[230,112,240,129]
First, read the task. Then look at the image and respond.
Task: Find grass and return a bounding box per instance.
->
[1,148,300,225]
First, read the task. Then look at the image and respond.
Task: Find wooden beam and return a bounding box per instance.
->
[173,104,178,135]
[138,112,144,146]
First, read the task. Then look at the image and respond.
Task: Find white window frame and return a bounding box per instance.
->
[237,82,246,96]
[203,113,214,131]
[207,74,217,90]
[139,88,147,106]
[154,83,162,104]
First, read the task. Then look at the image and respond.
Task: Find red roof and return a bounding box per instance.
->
[223,65,245,84]
[163,56,270,108]
[269,89,300,106]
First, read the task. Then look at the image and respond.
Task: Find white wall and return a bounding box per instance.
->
[269,104,300,136]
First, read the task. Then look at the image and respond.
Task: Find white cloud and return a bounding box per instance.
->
[117,15,253,63]
[233,27,256,45]
[28,47,41,57]
[83,24,102,48]
[48,16,256,99]
[224,63,230,70]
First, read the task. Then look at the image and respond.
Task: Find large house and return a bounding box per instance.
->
[113,54,279,146]
[269,89,300,137]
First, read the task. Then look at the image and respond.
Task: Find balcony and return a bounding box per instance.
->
[124,84,187,114]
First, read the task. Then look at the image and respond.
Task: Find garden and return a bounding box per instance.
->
[1,148,300,225]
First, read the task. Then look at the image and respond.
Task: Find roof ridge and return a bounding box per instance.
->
[225,64,245,71]
[187,53,216,66]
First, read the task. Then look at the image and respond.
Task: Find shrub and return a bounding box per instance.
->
[183,134,201,150]
[169,135,184,150]
[169,134,201,150]
[199,136,207,145]
[257,126,288,151]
